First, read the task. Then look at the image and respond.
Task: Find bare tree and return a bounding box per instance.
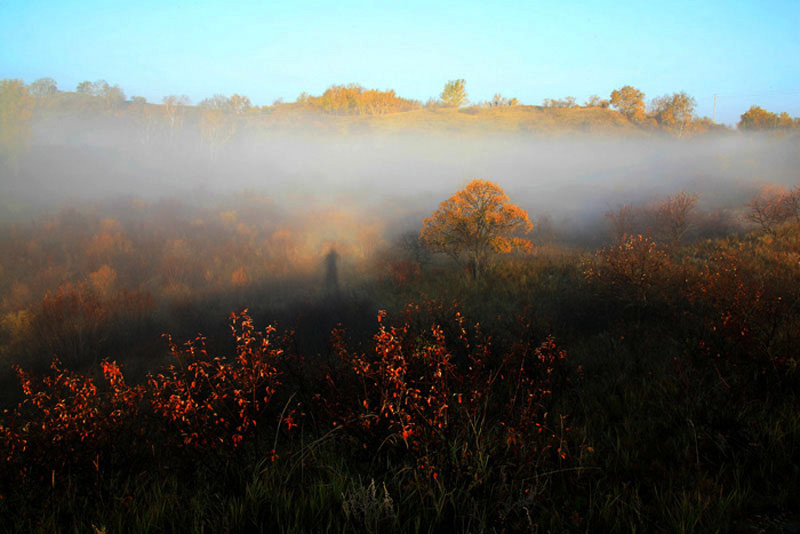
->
[747,185,800,236]
[655,191,697,249]
[604,204,638,243]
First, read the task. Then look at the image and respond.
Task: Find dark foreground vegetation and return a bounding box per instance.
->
[1,184,800,532]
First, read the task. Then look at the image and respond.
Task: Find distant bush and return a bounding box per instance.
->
[300,84,420,115]
[542,96,577,109]
[583,95,609,108]
[485,94,519,107]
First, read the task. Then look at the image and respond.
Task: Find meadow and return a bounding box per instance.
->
[2,79,800,532]
[1,181,799,533]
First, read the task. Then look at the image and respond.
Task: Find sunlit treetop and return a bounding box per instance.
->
[738,105,796,131]
[609,85,646,121]
[420,179,532,280]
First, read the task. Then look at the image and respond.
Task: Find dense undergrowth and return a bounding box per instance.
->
[1,200,800,532]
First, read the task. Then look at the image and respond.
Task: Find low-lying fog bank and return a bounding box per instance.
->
[2,115,798,237]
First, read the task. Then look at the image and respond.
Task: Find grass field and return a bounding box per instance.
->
[1,199,799,532]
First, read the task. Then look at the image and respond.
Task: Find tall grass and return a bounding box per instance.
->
[2,224,800,532]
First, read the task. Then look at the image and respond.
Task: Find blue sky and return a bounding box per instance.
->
[1,0,798,125]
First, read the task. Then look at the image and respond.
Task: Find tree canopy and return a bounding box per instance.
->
[649,92,696,136]
[738,105,795,131]
[440,79,468,108]
[420,179,532,280]
[299,84,420,115]
[610,85,645,121]
[7,73,800,139]
[28,78,58,98]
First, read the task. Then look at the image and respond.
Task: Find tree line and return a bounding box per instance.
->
[3,76,800,167]
[7,76,800,125]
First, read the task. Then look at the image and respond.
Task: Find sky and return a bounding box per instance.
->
[1,0,798,125]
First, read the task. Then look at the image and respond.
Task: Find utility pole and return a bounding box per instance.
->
[713,94,717,123]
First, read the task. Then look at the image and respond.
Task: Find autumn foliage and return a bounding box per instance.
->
[738,105,797,131]
[2,183,800,530]
[299,84,420,115]
[147,312,284,451]
[746,185,800,236]
[609,85,646,122]
[0,305,574,512]
[323,306,572,477]
[588,196,800,379]
[420,180,533,280]
[585,234,673,306]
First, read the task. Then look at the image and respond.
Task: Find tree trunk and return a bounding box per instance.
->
[471,254,480,282]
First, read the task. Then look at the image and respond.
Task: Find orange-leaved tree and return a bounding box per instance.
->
[610,85,646,122]
[420,179,533,280]
[738,106,795,131]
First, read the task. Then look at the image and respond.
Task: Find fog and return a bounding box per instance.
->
[1,107,799,380]
[2,112,799,242]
